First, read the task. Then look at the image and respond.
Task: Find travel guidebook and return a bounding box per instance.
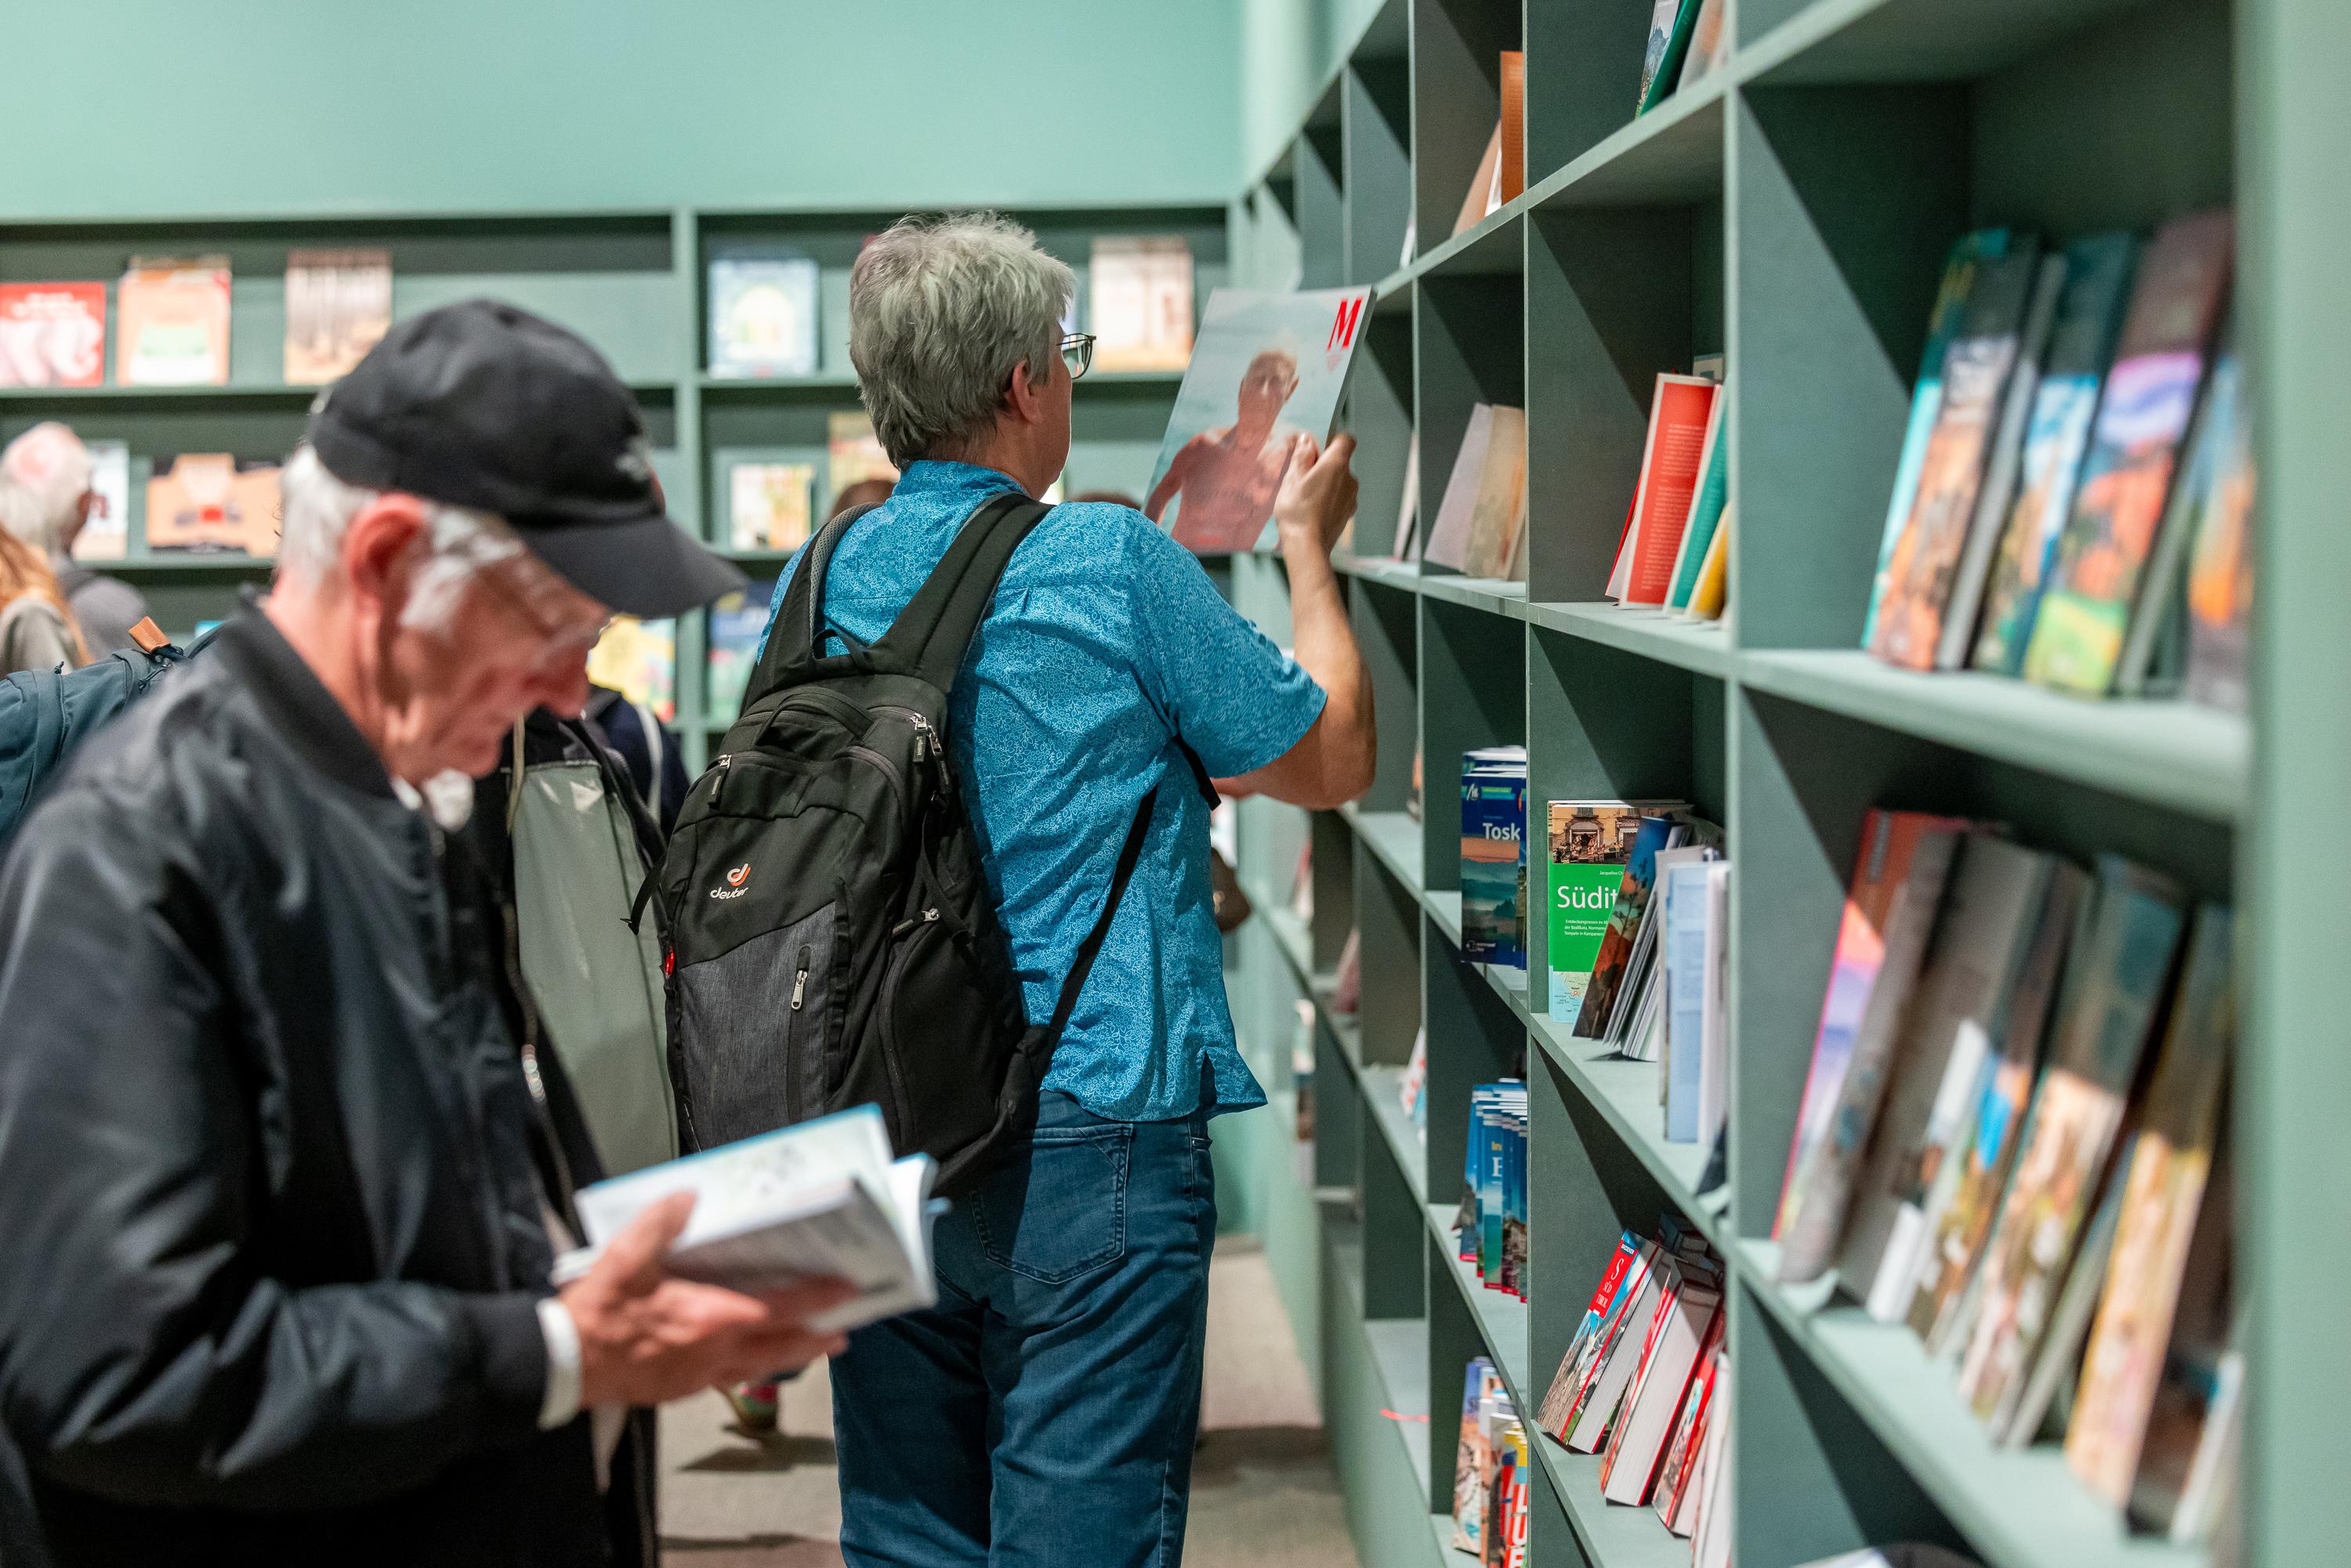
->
[1545,802,1666,1025]
[1144,285,1374,555]
[1460,747,1529,972]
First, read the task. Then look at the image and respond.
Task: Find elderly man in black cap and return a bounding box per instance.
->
[0,300,850,1567]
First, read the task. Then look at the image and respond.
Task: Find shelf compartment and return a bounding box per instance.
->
[1530,78,1729,212]
[1739,0,2166,88]
[1527,1018,1726,1254]
[1738,649,2248,824]
[1342,804,1427,896]
[1738,1240,2201,1568]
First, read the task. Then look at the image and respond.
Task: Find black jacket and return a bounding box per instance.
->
[0,611,653,1566]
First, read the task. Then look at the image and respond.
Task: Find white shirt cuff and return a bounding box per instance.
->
[535,1296,584,1430]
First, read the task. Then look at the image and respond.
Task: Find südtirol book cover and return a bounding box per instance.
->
[1145,287,1373,555]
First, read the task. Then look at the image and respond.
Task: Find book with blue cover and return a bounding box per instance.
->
[1461,747,1529,972]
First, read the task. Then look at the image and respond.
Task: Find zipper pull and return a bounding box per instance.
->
[790,959,809,1011]
[889,907,941,939]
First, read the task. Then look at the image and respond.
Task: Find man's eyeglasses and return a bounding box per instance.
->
[1060,332,1095,382]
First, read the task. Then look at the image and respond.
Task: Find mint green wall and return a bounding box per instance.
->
[1239,0,1385,182]
[1,0,1243,219]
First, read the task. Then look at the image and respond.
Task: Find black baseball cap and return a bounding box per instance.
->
[306,298,744,617]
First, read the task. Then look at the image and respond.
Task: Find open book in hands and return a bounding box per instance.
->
[553,1104,943,1334]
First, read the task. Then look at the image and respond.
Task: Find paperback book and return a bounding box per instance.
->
[1460,747,1529,972]
[118,257,231,386]
[1609,374,1719,607]
[0,282,105,387]
[2182,355,2254,712]
[706,578,780,726]
[71,442,130,563]
[1422,404,1528,578]
[1144,286,1371,554]
[1544,802,1664,1026]
[730,461,817,553]
[145,454,281,556]
[284,249,392,384]
[708,250,820,378]
[587,615,678,724]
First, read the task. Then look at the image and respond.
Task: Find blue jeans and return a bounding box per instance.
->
[831,1091,1218,1567]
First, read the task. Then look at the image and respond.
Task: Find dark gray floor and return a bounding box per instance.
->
[657,1238,1360,1566]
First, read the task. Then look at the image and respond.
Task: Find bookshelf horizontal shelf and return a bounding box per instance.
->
[1420,574,1527,617]
[1738,0,2160,87]
[1737,649,2248,823]
[724,551,797,570]
[1528,81,1728,212]
[1340,803,1425,895]
[1526,1019,1729,1255]
[1425,889,1465,949]
[1375,205,1530,301]
[1362,1063,1429,1208]
[1517,602,1731,678]
[1365,1312,1436,1501]
[1737,1240,2201,1568]
[105,555,274,574]
[1335,554,1423,592]
[1425,1203,1692,1568]
[1432,1514,1467,1563]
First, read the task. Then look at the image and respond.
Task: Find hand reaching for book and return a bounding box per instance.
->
[561,1192,855,1408]
[1273,433,1360,558]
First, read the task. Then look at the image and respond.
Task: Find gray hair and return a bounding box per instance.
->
[277,445,531,632]
[849,212,1074,467]
[0,422,93,555]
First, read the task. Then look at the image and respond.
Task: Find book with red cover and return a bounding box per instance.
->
[1612,375,1719,605]
[1599,1271,1722,1504]
[0,283,105,387]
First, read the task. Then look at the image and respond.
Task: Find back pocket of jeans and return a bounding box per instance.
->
[972,1123,1132,1284]
[676,903,835,1149]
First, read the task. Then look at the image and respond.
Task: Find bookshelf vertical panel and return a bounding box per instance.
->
[1728,83,1969,650]
[1730,1288,1972,1567]
[1311,809,1359,971]
[1343,310,1418,557]
[1428,1224,1487,1514]
[1420,598,1527,895]
[1364,1108,1430,1321]
[1317,1019,1364,1197]
[1357,835,1425,1070]
[1354,578,1423,814]
[1344,60,1415,285]
[1300,121,1349,291]
[1524,1449,1594,1568]
[1409,0,1520,256]
[1523,205,1698,603]
[1523,0,1657,176]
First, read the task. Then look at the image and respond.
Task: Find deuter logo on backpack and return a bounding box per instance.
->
[710,863,751,900]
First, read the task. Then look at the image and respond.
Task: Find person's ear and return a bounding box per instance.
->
[1005,357,1046,425]
[340,494,433,622]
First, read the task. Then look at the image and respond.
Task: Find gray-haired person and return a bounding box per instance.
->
[0,302,853,1567]
[0,422,150,654]
[766,212,1376,1566]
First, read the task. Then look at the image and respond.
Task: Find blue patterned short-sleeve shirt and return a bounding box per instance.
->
[759,460,1325,1121]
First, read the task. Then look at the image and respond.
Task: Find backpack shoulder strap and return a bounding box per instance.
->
[747,503,879,701]
[1043,784,1158,1045]
[872,491,1051,691]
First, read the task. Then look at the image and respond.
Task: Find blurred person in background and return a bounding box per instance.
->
[0,302,849,1568]
[830,475,895,520]
[0,422,148,657]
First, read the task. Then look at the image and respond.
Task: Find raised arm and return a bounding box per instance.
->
[1216,435,1375,809]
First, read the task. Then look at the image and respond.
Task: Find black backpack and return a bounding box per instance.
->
[653,492,1162,1194]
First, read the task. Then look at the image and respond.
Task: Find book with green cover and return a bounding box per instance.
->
[2023,211,2234,697]
[1860,230,2014,650]
[1545,802,1672,1026]
[1666,391,1729,610]
[1636,0,1704,114]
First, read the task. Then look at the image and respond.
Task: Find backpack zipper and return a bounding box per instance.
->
[790,950,810,1011]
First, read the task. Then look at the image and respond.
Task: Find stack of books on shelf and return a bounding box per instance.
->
[1452,1357,1531,1565]
[1459,746,1529,975]
[1637,0,1730,116]
[1773,809,2239,1546]
[1546,802,1732,1158]
[1455,1084,1530,1302]
[1534,1214,1729,1544]
[1605,367,1730,621]
[1413,406,1527,580]
[1862,210,2250,712]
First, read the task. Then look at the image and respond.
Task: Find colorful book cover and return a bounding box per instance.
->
[1453,1359,1501,1551]
[1090,235,1194,373]
[117,257,231,386]
[1909,860,2093,1349]
[1686,502,1731,621]
[0,282,106,387]
[1144,286,1371,554]
[708,250,820,378]
[586,614,678,725]
[1462,751,1529,969]
[1955,857,2188,1419]
[1862,229,2015,649]
[1665,389,1729,610]
[2123,1154,2239,1540]
[1636,0,1704,113]
[1970,234,2142,675]
[283,249,392,385]
[1616,375,1719,606]
[1561,1242,1663,1450]
[729,461,817,553]
[145,454,278,556]
[70,442,130,563]
[1654,1321,1722,1532]
[1840,835,2056,1319]
[2023,210,2234,696]
[1538,1230,1643,1432]
[1867,242,2045,670]
[1772,809,1969,1272]
[706,578,781,726]
[2183,355,2254,712]
[1676,0,1729,92]
[2067,906,2234,1503]
[1573,816,1681,1039]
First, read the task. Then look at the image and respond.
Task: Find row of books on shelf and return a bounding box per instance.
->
[1450,1356,1532,1565]
[1773,811,2238,1544]
[0,252,390,389]
[713,234,1195,379]
[1457,1084,1530,1301]
[1605,361,1731,619]
[1864,210,2249,711]
[1533,1214,1730,1553]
